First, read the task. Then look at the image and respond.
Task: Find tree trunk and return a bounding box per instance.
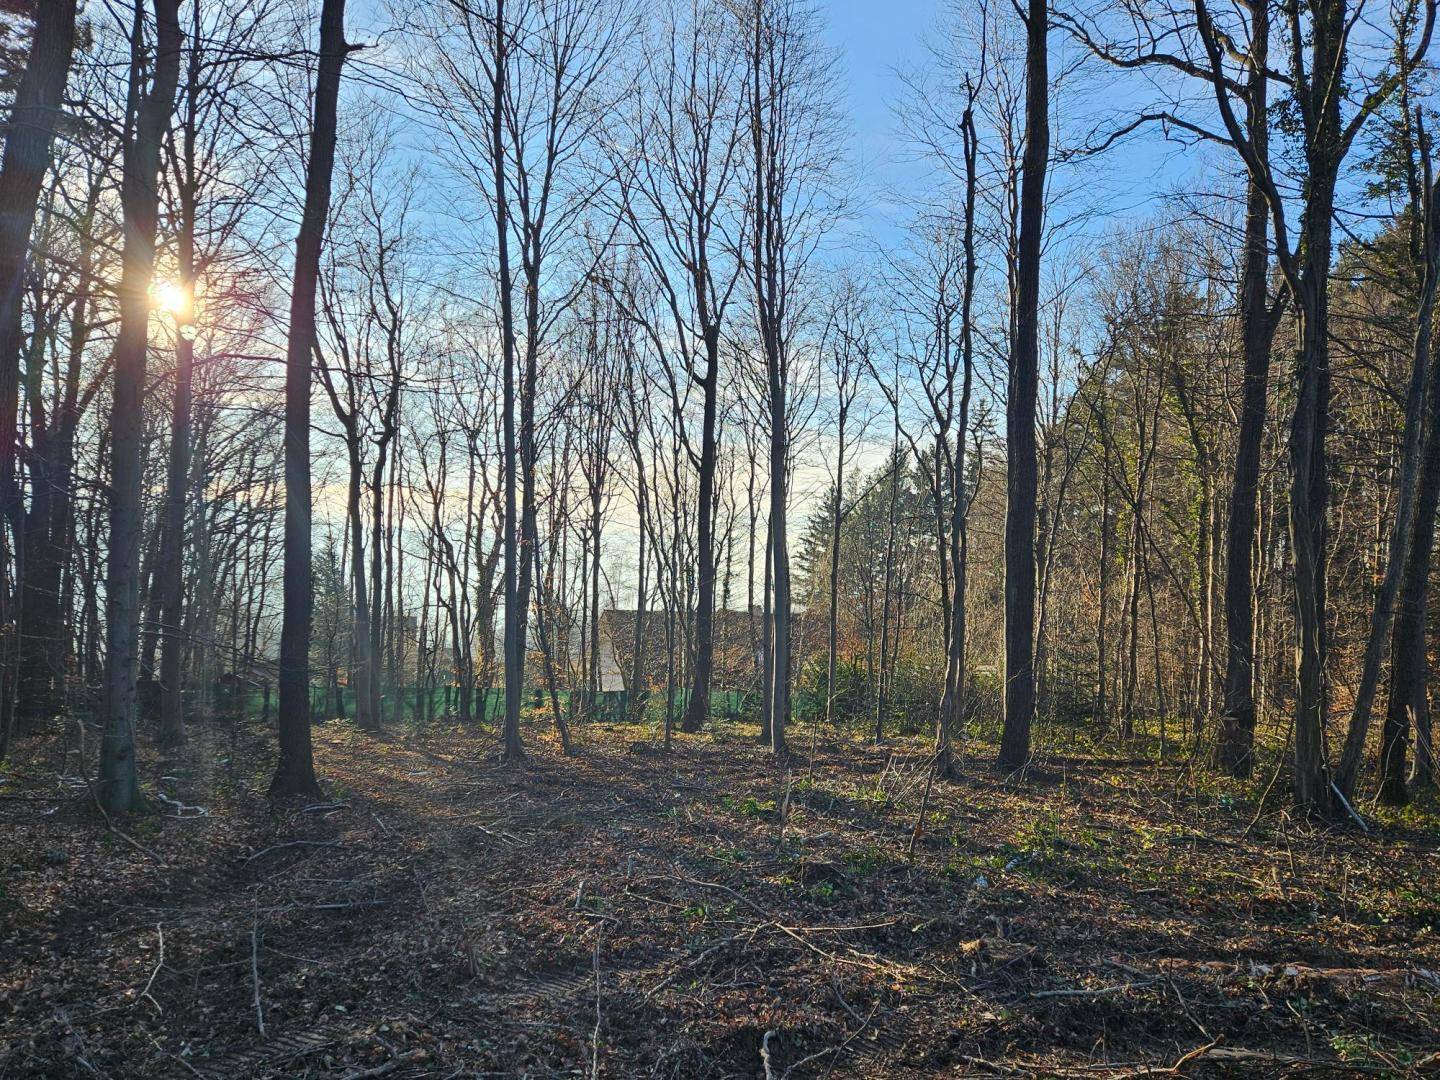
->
[1214,5,1277,777]
[1378,139,1440,804]
[826,429,844,729]
[98,0,183,813]
[681,346,719,733]
[1096,422,1111,726]
[157,12,201,749]
[493,0,526,764]
[1339,120,1439,796]
[13,177,96,738]
[767,417,790,755]
[273,0,349,798]
[346,454,375,731]
[998,0,1048,771]
[937,102,978,778]
[874,440,898,745]
[0,0,80,759]
[630,475,648,723]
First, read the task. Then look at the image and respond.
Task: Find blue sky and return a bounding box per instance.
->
[823,0,935,168]
[817,0,1211,262]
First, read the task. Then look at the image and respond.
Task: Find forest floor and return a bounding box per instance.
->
[3,715,1440,1078]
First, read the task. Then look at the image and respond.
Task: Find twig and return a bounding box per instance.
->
[134,924,165,1013]
[250,909,266,1037]
[53,1008,103,1077]
[270,899,397,913]
[1030,980,1156,999]
[1329,781,1370,833]
[1167,1037,1222,1073]
[169,1052,206,1078]
[1101,1038,1224,1078]
[907,760,937,860]
[815,1000,881,1080]
[243,840,343,863]
[590,936,603,1080]
[760,1030,778,1080]
[777,769,793,849]
[340,1049,426,1080]
[1243,738,1290,837]
[667,871,911,976]
[641,937,740,1003]
[75,719,166,866]
[300,801,347,814]
[950,1054,1027,1075]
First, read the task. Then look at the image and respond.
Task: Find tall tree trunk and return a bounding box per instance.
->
[157,6,201,749]
[156,253,194,748]
[493,0,525,763]
[368,436,391,726]
[272,0,349,798]
[1378,130,1440,804]
[1339,117,1439,796]
[630,474,647,723]
[0,0,80,758]
[936,99,978,779]
[759,515,773,743]
[874,435,898,745]
[100,0,183,813]
[346,454,374,731]
[1096,420,1112,725]
[588,491,602,716]
[1380,338,1440,804]
[1289,194,1338,810]
[13,179,97,738]
[825,430,844,729]
[998,0,1048,771]
[767,425,789,754]
[681,348,719,733]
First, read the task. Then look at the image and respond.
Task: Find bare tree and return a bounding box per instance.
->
[273,0,353,798]
[739,0,840,754]
[98,0,183,813]
[996,0,1047,771]
[0,0,80,752]
[422,0,623,760]
[1378,113,1440,803]
[608,0,744,735]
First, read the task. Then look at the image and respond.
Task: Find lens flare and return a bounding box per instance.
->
[152,280,193,322]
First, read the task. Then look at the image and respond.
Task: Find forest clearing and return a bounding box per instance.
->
[5,0,1440,1073]
[4,716,1439,1078]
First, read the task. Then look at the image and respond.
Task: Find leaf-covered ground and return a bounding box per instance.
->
[3,717,1439,1077]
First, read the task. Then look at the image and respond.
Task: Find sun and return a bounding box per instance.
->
[151,279,193,323]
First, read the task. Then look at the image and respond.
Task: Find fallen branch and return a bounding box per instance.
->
[1030,980,1156,999]
[250,911,266,1037]
[154,791,208,818]
[590,936,603,1080]
[1102,1037,1221,1078]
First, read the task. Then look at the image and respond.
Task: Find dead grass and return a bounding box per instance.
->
[2,715,1438,1077]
